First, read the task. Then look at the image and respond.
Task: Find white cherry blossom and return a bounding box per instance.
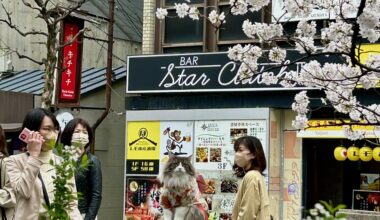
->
[156,8,168,20]
[175,3,189,18]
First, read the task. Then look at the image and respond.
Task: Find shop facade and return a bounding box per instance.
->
[124,51,311,219]
[124,52,380,219]
[130,1,380,219]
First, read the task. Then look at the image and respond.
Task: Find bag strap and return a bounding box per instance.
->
[0,158,7,220]
[25,152,51,208]
[37,172,50,208]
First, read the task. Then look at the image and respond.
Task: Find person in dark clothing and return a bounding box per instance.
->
[61,118,102,220]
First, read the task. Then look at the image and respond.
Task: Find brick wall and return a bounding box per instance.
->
[142,0,156,54]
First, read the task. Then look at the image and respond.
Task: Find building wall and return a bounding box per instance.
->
[59,80,126,219]
[0,1,141,71]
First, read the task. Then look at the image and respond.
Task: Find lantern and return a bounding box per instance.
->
[347,145,360,161]
[359,146,372,162]
[372,147,380,162]
[334,146,347,161]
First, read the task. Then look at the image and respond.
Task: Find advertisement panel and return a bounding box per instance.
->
[124,109,270,220]
[126,122,160,175]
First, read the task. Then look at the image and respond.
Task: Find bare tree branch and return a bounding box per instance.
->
[0,3,48,37]
[57,27,88,49]
[13,49,44,66]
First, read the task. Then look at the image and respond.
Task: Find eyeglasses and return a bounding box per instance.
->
[40,127,58,133]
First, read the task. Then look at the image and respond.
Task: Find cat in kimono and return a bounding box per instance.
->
[158,153,206,220]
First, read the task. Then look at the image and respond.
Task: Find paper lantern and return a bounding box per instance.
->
[347,145,360,161]
[372,147,380,162]
[359,146,372,162]
[334,146,347,161]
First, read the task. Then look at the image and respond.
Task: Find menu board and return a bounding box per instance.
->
[194,120,267,170]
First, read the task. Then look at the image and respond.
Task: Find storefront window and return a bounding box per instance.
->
[302,138,380,213]
[164,9,204,44]
[218,5,262,42]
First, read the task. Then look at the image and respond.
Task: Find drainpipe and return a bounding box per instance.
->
[91,0,115,154]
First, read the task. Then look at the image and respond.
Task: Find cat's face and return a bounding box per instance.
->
[163,155,195,178]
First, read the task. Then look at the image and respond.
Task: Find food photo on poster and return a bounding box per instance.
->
[125,177,162,220]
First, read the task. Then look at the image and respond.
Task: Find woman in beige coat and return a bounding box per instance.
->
[232,136,270,220]
[0,125,16,219]
[6,108,82,220]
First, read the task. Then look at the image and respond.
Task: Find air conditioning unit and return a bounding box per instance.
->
[0,53,12,72]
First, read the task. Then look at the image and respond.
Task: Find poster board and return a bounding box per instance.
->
[352,190,380,212]
[124,108,270,220]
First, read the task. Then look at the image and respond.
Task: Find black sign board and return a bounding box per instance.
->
[126,51,337,93]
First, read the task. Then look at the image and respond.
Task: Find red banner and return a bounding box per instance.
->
[61,22,79,100]
[56,17,84,106]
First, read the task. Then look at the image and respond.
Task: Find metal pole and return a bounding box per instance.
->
[91,0,114,154]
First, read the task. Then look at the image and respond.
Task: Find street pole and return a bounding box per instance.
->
[91,0,114,154]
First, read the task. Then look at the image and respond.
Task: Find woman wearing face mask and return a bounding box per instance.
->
[60,118,102,220]
[232,136,270,220]
[6,108,82,220]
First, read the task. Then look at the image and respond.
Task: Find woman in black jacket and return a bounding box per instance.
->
[61,118,102,220]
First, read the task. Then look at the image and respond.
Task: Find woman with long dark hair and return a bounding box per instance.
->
[61,118,102,220]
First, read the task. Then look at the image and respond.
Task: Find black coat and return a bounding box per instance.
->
[75,152,102,220]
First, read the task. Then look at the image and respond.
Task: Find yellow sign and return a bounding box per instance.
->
[126,122,160,160]
[334,146,347,161]
[356,44,380,88]
[373,147,380,161]
[357,44,380,64]
[297,120,380,138]
[359,146,372,162]
[347,146,360,161]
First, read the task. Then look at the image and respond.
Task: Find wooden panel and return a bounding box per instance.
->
[0,91,33,124]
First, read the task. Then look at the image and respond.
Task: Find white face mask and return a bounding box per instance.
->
[72,132,89,148]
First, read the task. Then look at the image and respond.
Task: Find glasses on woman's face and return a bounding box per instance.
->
[39,126,58,135]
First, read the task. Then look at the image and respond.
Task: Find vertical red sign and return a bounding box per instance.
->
[56,17,84,107]
[60,22,79,100]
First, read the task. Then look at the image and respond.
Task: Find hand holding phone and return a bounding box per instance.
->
[19,128,44,157]
[19,128,32,143]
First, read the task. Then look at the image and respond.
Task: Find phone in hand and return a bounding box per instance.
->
[19,127,32,143]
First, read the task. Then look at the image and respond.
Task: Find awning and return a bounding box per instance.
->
[297,119,380,138]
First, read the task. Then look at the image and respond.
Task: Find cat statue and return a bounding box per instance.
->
[158,153,206,220]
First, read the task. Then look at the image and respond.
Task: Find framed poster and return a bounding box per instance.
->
[360,173,380,190]
[352,190,380,212]
[125,177,162,220]
[194,120,267,171]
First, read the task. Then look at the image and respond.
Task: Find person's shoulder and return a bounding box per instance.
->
[244,170,263,181]
[8,153,28,160]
